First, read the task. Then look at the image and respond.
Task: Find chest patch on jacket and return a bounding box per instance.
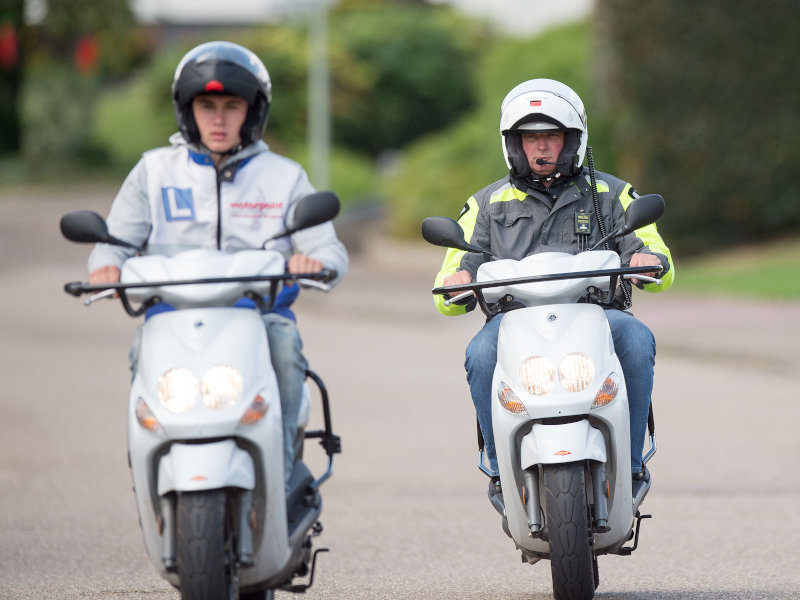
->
[161,187,196,221]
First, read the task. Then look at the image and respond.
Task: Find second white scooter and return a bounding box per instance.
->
[422,193,665,600]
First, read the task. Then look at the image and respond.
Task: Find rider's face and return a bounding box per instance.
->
[192,94,248,156]
[521,131,565,177]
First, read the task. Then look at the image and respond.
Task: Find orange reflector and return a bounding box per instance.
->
[190,475,207,482]
[554,450,571,456]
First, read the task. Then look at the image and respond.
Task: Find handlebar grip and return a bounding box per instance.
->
[64,281,87,297]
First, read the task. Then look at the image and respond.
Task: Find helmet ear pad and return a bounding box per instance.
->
[242,94,269,145]
[557,130,582,176]
[174,100,200,144]
[504,132,531,178]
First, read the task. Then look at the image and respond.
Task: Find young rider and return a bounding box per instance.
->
[432,78,674,502]
[87,41,349,485]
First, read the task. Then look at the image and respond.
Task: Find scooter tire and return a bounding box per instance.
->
[542,463,595,600]
[176,489,238,600]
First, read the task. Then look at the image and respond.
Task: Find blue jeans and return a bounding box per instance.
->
[465,309,655,475]
[262,313,308,487]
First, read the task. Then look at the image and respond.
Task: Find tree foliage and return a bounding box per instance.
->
[0,0,24,154]
[594,0,800,254]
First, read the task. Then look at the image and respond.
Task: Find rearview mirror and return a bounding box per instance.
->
[621,193,664,235]
[291,191,340,232]
[60,210,111,244]
[421,216,485,254]
[60,210,142,250]
[264,191,340,244]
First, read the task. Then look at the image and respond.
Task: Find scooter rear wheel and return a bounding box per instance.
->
[542,463,595,600]
[176,489,238,600]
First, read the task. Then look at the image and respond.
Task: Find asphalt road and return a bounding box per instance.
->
[1,186,799,599]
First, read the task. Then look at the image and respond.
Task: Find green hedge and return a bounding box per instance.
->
[596,0,800,254]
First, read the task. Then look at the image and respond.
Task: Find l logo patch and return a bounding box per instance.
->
[162,187,196,221]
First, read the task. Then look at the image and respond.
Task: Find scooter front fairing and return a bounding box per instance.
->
[127,306,293,585]
[492,302,634,554]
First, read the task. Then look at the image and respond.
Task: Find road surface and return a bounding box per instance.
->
[1,186,798,599]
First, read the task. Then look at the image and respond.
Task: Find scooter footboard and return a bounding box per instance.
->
[157,439,255,494]
[519,421,606,469]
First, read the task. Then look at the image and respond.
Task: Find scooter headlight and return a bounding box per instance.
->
[519,356,555,395]
[559,353,595,392]
[592,372,620,408]
[202,365,243,410]
[497,381,529,415]
[158,368,198,414]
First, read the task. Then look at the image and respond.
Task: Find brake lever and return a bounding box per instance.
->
[83,288,118,306]
[444,291,475,306]
[296,278,332,292]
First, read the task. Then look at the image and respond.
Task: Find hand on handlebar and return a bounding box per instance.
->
[443,270,473,297]
[88,265,120,297]
[629,253,661,286]
[288,253,323,275]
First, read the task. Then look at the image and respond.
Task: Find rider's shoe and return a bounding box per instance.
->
[488,476,505,516]
[632,466,651,507]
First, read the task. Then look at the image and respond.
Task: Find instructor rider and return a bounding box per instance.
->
[432,78,674,501]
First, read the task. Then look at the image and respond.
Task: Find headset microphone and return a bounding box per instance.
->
[535,158,567,166]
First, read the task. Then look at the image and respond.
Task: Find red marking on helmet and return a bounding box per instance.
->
[554,450,571,456]
[205,79,224,92]
[530,100,542,107]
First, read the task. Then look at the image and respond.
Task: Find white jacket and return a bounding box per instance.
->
[88,133,348,287]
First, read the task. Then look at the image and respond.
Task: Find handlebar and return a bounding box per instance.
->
[65,269,337,298]
[64,269,338,317]
[433,264,663,316]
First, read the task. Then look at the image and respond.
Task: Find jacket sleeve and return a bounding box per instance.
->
[613,183,675,293]
[87,159,153,273]
[432,196,486,316]
[288,168,349,287]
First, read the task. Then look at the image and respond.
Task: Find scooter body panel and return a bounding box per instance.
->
[492,302,635,555]
[127,306,295,587]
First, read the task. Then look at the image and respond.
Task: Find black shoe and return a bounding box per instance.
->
[632,466,651,500]
[488,476,505,516]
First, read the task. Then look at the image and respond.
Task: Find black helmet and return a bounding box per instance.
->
[172,41,272,147]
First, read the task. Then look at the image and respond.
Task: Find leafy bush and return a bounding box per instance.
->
[595,0,800,254]
[383,22,593,236]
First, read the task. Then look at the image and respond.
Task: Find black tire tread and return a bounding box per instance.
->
[177,490,230,600]
[543,463,595,600]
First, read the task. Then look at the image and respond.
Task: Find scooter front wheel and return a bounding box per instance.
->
[177,489,238,600]
[542,463,595,600]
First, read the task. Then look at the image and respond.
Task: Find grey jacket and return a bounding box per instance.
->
[433,168,674,315]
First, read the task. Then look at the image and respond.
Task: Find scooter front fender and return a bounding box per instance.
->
[519,421,606,469]
[157,439,255,495]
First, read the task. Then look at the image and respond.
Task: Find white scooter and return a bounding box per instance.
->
[422,194,665,600]
[60,192,343,600]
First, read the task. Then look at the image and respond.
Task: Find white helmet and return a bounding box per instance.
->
[499,79,588,178]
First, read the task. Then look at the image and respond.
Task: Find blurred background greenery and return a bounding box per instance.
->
[0,0,797,298]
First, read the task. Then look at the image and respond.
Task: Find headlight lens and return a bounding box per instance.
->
[559,353,595,392]
[202,365,243,410]
[519,356,555,395]
[158,368,198,413]
[592,372,620,408]
[497,381,528,415]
